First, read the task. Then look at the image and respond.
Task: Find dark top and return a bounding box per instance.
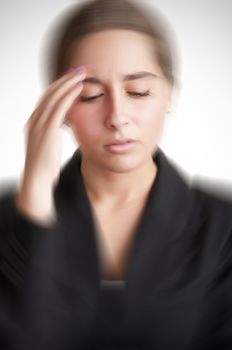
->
[0,148,232,350]
[86,281,125,349]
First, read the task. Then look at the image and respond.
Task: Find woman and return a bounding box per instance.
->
[0,0,232,349]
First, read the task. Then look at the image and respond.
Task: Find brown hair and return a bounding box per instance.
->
[43,0,177,86]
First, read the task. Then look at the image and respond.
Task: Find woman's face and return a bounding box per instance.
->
[67,29,172,173]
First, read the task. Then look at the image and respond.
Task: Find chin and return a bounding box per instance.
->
[101,154,146,174]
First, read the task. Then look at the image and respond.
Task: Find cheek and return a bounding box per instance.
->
[68,105,100,142]
[136,100,166,129]
[136,100,168,147]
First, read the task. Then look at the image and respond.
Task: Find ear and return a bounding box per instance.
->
[166,96,172,114]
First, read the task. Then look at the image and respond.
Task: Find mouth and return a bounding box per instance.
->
[104,139,137,153]
[107,138,135,145]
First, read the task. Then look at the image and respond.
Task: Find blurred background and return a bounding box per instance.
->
[0,0,232,188]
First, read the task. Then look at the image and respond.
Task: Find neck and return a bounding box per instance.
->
[80,157,157,206]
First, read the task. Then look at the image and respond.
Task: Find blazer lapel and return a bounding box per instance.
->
[123,149,205,336]
[51,148,206,346]
[21,151,102,348]
[54,148,202,311]
[54,150,102,310]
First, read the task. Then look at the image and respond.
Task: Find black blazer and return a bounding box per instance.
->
[0,149,232,350]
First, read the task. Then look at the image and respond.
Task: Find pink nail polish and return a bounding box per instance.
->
[73,65,86,74]
[64,65,86,75]
[64,67,76,74]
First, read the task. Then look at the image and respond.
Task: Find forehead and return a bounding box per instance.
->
[69,29,163,78]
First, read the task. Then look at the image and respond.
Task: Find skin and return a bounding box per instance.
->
[67,29,172,203]
[66,30,173,278]
[16,29,172,230]
[16,68,87,224]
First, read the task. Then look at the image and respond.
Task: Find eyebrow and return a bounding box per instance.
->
[82,71,157,85]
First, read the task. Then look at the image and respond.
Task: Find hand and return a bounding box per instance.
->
[16,66,87,225]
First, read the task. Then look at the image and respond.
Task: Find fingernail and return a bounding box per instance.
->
[74,65,87,74]
[66,65,86,74]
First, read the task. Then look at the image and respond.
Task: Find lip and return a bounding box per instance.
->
[105,139,137,153]
[106,138,135,145]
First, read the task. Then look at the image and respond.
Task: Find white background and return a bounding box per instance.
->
[0,0,232,187]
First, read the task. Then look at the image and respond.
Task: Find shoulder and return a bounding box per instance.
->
[176,172,232,273]
[191,178,232,226]
[155,149,232,223]
[189,180,232,258]
[156,150,232,260]
[157,149,232,222]
[0,180,17,212]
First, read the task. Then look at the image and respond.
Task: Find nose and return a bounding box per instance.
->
[104,91,129,130]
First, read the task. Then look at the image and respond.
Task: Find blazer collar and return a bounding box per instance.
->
[53,148,203,312]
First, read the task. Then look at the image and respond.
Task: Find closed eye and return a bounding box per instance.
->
[127,90,151,97]
[79,90,151,102]
[79,94,104,102]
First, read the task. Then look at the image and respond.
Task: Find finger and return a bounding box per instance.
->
[29,69,86,130]
[38,66,87,105]
[25,65,88,134]
[41,81,84,130]
[24,71,80,132]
